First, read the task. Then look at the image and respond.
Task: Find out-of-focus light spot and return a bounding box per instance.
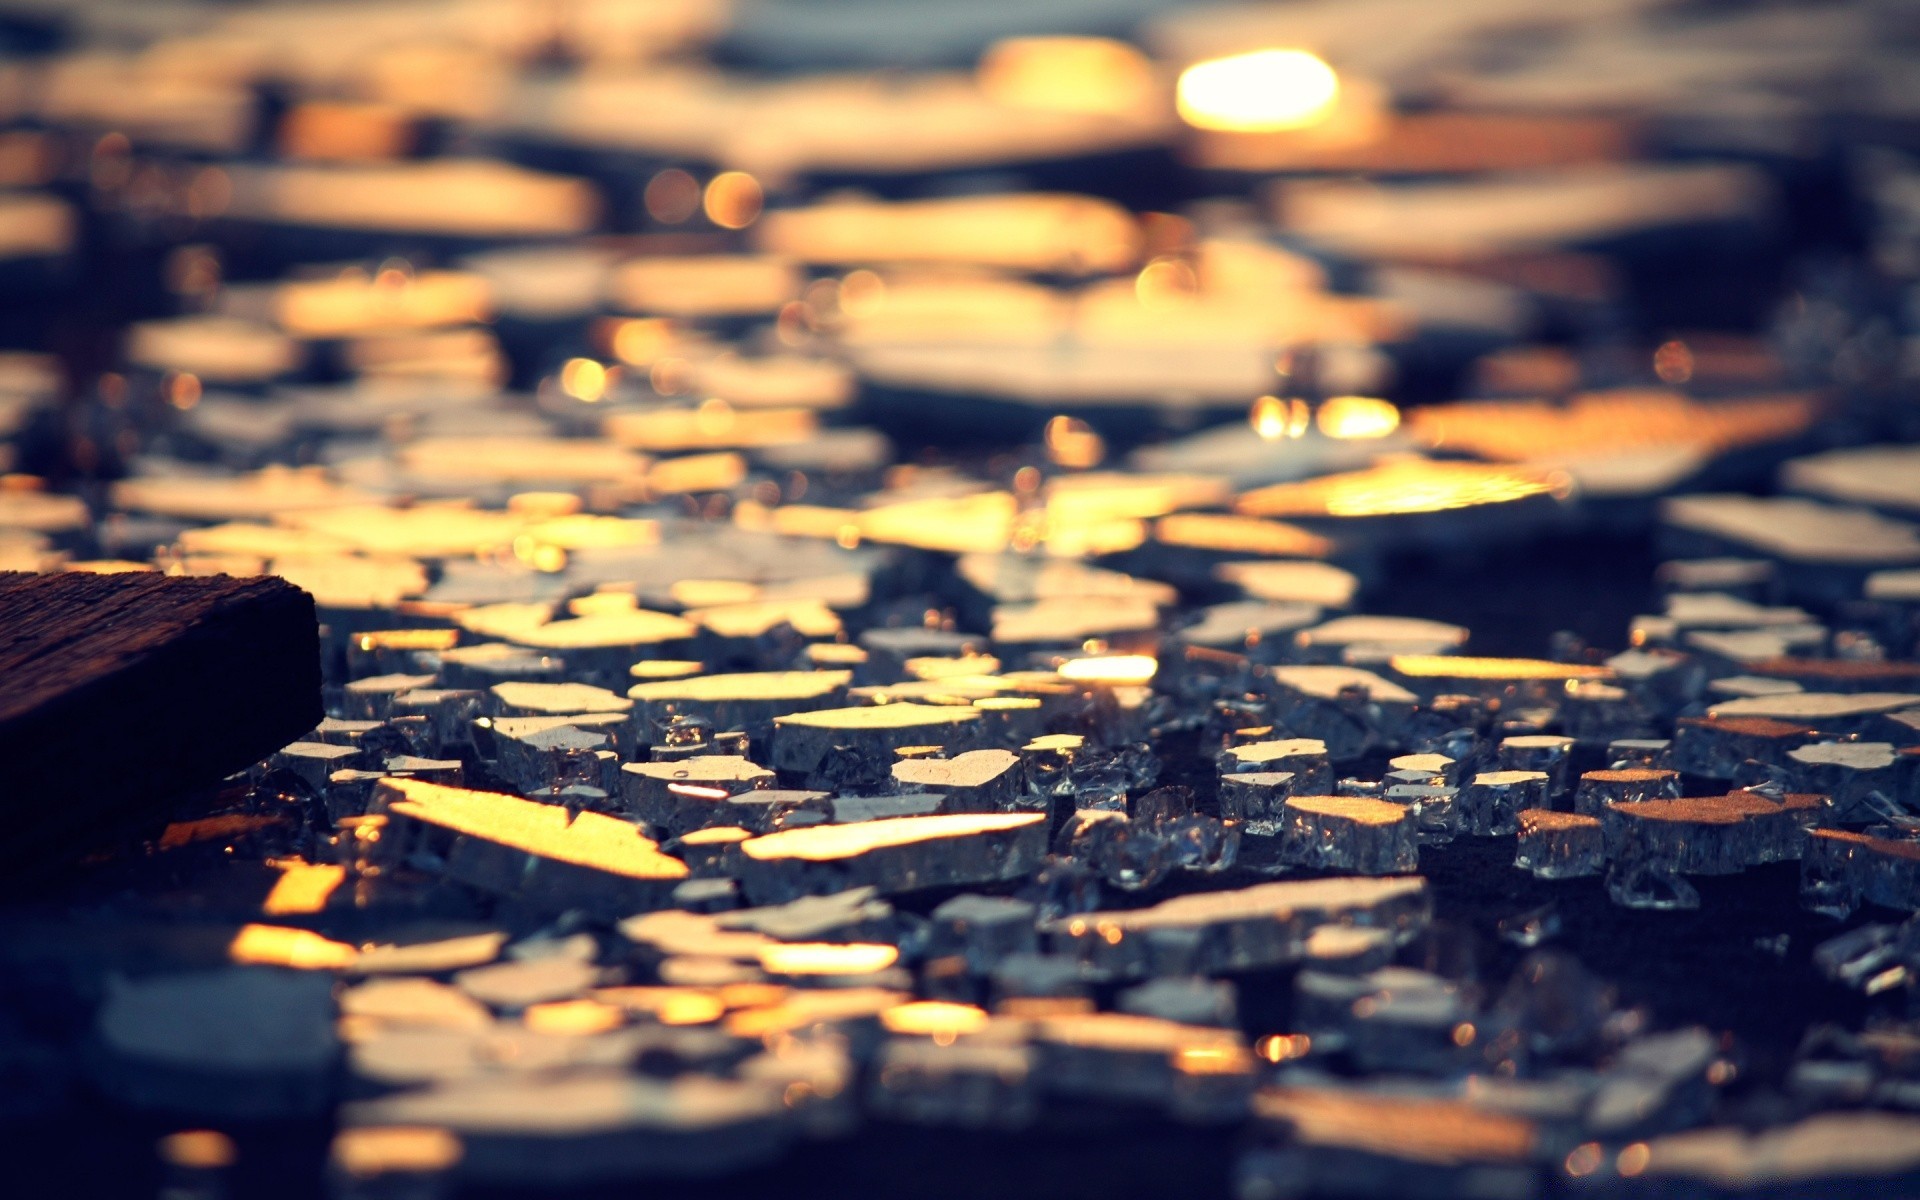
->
[1135,256,1198,309]
[330,1127,462,1177]
[644,168,701,224]
[159,1130,237,1170]
[559,356,608,401]
[262,860,345,915]
[1044,414,1106,469]
[1250,394,1310,440]
[650,356,691,396]
[977,37,1156,115]
[185,167,232,219]
[1255,1033,1312,1062]
[838,269,886,317]
[704,171,764,230]
[168,373,202,411]
[228,923,358,969]
[1059,654,1158,685]
[1177,49,1340,133]
[1564,1143,1603,1178]
[695,396,736,436]
[524,999,624,1036]
[1617,1143,1651,1177]
[1316,394,1400,439]
[882,1000,990,1037]
[1654,338,1695,384]
[757,942,900,975]
[1176,1044,1253,1075]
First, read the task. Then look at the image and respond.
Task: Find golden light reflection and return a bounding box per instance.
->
[611,318,674,365]
[757,942,901,976]
[1135,256,1198,309]
[1565,1142,1604,1178]
[1177,49,1340,133]
[228,923,358,969]
[1176,1044,1255,1075]
[977,36,1156,115]
[1058,654,1158,685]
[882,1000,991,1037]
[1251,394,1310,440]
[1256,1033,1313,1062]
[524,998,625,1036]
[331,1127,463,1177]
[1044,415,1106,469]
[1316,395,1400,439]
[1237,460,1567,519]
[1653,339,1694,384]
[380,779,689,882]
[1407,388,1818,463]
[262,860,346,915]
[559,356,609,402]
[160,1131,237,1170]
[704,171,764,230]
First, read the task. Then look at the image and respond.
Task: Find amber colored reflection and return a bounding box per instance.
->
[882,1000,991,1037]
[1315,395,1400,439]
[977,37,1156,115]
[758,942,900,975]
[1407,388,1818,462]
[229,923,358,969]
[1058,654,1158,685]
[1177,49,1340,133]
[524,998,626,1036]
[704,171,764,229]
[1237,460,1567,518]
[1390,655,1615,682]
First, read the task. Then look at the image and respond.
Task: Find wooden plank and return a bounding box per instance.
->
[0,571,321,866]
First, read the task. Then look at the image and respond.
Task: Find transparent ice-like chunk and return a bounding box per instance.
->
[1516,810,1603,879]
[1279,795,1419,874]
[869,1036,1037,1129]
[1460,771,1549,836]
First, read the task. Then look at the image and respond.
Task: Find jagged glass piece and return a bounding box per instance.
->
[1384,785,1458,846]
[1811,920,1918,993]
[1218,771,1294,835]
[1294,967,1474,1073]
[1496,903,1562,948]
[1279,795,1419,874]
[1068,742,1158,811]
[869,1037,1037,1129]
[1118,977,1238,1026]
[1573,768,1681,815]
[990,953,1094,1005]
[1585,1028,1717,1137]
[1065,810,1170,892]
[1162,815,1241,875]
[1608,738,1674,770]
[1516,810,1603,879]
[1606,859,1701,911]
[496,723,611,796]
[1492,950,1615,1062]
[1042,878,1431,978]
[1460,771,1548,836]
[1603,793,1824,876]
[1017,856,1103,922]
[1802,829,1920,916]
[1498,735,1575,799]
[1786,741,1904,822]
[929,894,1039,972]
[1222,737,1332,795]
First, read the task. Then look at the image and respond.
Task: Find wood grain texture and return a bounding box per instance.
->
[0,571,321,865]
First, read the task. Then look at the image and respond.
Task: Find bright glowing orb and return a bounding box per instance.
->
[1177,49,1340,133]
